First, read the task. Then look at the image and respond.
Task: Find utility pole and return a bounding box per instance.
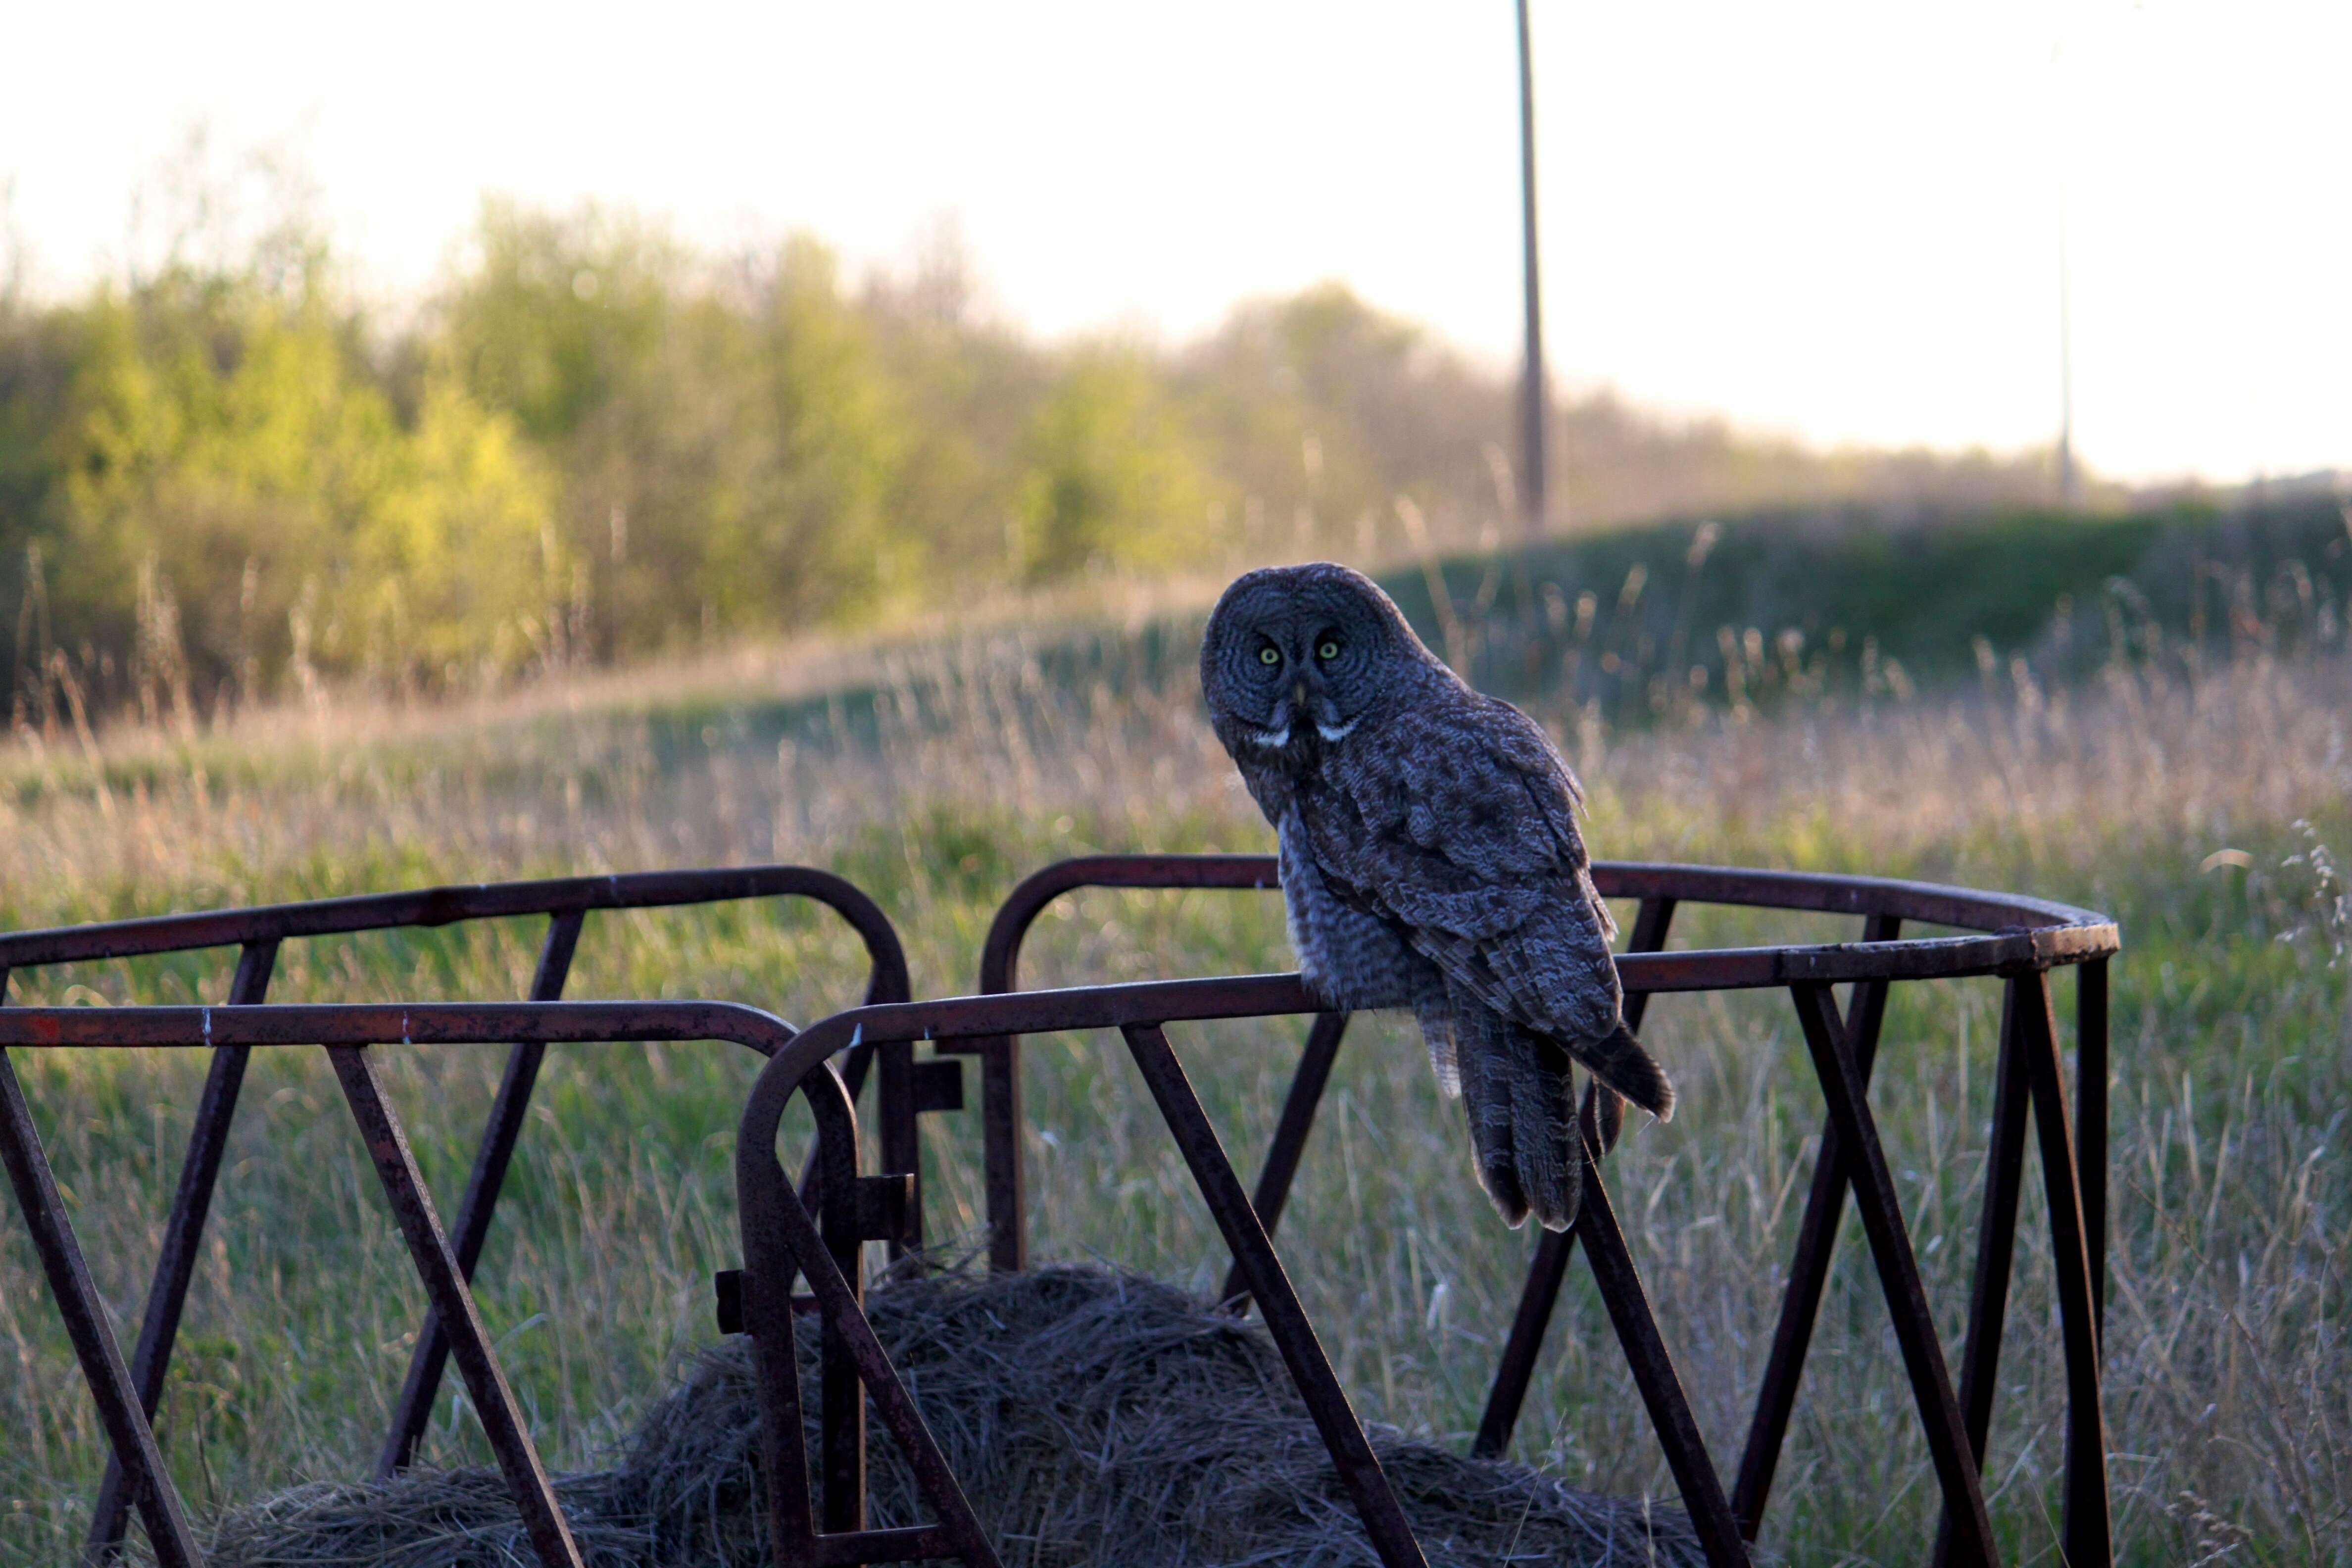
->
[2057,179,2079,506]
[1516,0,1549,536]
[2053,36,2080,508]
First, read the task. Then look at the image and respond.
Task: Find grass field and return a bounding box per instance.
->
[3,539,2351,1564]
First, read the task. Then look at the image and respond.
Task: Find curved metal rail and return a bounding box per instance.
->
[1,856,2119,1568]
[0,999,998,1568]
[965,854,2117,1568]
[0,867,911,1559]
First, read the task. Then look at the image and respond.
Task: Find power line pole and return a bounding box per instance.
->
[2053,36,2079,507]
[2057,177,2079,506]
[1516,0,1549,537]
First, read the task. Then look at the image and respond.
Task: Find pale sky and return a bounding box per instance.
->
[3,0,2345,485]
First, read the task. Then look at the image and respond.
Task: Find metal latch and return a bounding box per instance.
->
[714,1268,745,1334]
[912,1057,965,1113]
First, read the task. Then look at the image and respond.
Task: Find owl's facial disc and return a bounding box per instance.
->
[1203,563,1429,762]
[1236,621,1363,749]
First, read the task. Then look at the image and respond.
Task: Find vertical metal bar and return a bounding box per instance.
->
[819,1078,866,1537]
[325,1044,584,1568]
[743,1234,817,1565]
[1122,1023,1428,1568]
[87,939,278,1563]
[1932,982,2031,1568]
[2019,974,2112,1568]
[1789,982,1998,1568]
[877,1038,920,1259]
[1,1046,207,1568]
[378,908,584,1478]
[736,1059,999,1568]
[794,1236,994,1565]
[1729,913,1899,1536]
[935,1029,1025,1271]
[1217,1011,1348,1310]
[794,1036,876,1215]
[1473,894,1679,1461]
[2076,957,2108,1332]
[979,1036,1024,1273]
[742,1101,827,1566]
[1572,1136,1751,1567]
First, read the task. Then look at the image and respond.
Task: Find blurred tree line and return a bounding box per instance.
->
[0,184,2069,725]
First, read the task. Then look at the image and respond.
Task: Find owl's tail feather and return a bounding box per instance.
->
[1456,1025,1529,1227]
[1571,1023,1675,1124]
[1454,1005,1582,1231]
[1584,1082,1627,1155]
[1508,1030,1583,1232]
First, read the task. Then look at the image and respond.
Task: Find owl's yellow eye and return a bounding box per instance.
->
[1317,639,1340,660]
[1258,646,1280,665]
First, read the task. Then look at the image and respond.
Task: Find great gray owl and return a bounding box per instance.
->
[1200,562,1672,1231]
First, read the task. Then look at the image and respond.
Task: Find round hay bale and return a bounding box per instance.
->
[199,1266,1707,1567]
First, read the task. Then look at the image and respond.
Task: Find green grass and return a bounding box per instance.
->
[2,609,2350,1565]
[1389,491,2352,715]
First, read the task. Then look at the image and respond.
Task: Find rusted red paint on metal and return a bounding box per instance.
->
[0,1043,205,1568]
[0,855,2120,1568]
[1729,911,1900,1533]
[1789,978,1998,1565]
[0,868,909,976]
[1476,891,1679,1459]
[0,867,910,1560]
[967,854,2117,1567]
[3,1000,834,1568]
[1215,1007,1347,1311]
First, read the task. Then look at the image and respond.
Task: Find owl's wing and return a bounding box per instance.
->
[1307,695,1623,1046]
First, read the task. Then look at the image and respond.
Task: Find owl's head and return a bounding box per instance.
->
[1199,562,1440,756]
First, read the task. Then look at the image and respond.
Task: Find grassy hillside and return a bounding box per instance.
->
[224,489,2342,783]
[0,541,2348,1564]
[1396,490,2352,715]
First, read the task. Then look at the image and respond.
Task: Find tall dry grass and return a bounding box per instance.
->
[0,623,2347,1565]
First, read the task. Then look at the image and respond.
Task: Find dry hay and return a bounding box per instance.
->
[199,1266,1706,1567]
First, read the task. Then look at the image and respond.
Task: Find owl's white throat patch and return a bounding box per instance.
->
[1315,718,1358,743]
[1247,724,1292,749]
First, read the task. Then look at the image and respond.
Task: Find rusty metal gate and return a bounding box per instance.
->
[0,868,913,1563]
[2,999,813,1568]
[955,856,2116,1567]
[1,856,2117,1568]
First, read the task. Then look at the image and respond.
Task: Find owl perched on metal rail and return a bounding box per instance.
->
[1200,562,1672,1231]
